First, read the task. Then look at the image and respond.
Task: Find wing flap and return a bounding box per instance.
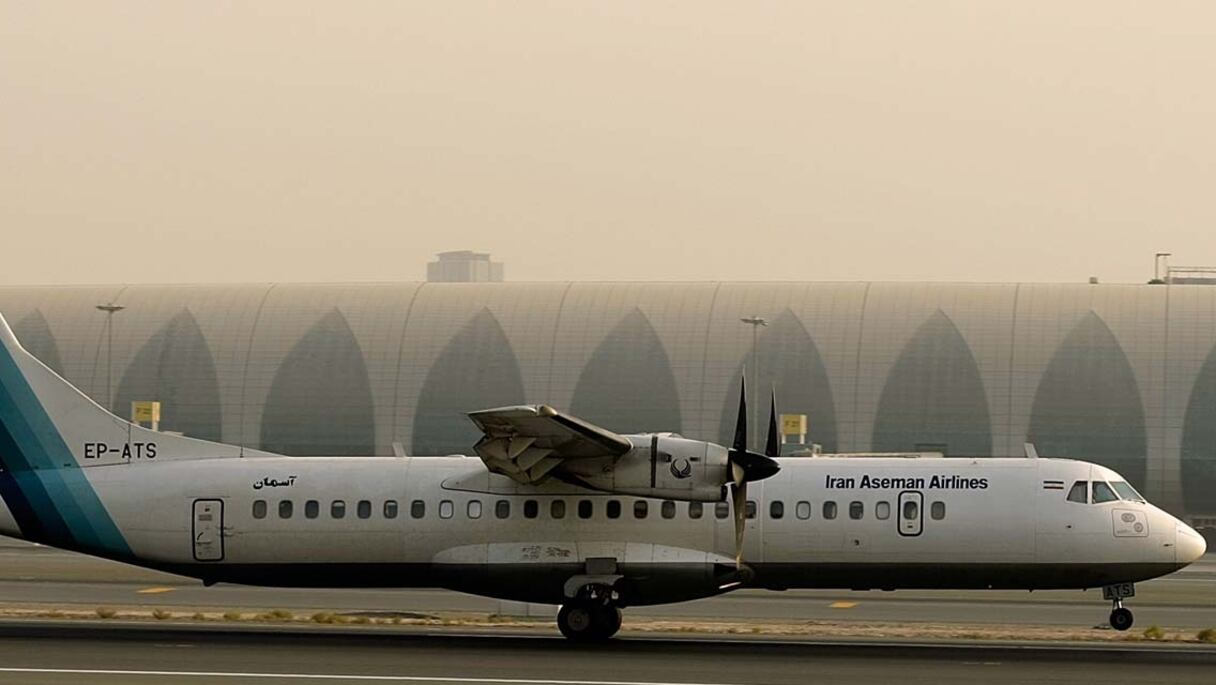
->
[467,405,632,483]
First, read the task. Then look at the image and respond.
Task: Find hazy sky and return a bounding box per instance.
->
[2,2,1214,285]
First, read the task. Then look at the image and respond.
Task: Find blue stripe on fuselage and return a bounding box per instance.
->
[0,343,131,557]
[0,420,71,544]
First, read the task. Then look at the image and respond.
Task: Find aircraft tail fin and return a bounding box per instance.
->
[0,310,277,472]
[0,311,282,556]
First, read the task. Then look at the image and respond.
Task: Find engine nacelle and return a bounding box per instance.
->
[556,435,730,502]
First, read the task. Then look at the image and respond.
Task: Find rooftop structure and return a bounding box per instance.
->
[426,251,504,283]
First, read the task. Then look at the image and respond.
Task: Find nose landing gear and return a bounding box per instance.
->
[1103,583,1135,631]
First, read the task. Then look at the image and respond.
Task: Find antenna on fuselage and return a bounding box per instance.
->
[1024,443,1040,459]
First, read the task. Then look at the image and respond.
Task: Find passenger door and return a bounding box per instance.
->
[192,499,225,562]
[898,491,923,537]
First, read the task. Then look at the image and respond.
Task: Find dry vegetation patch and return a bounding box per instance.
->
[0,605,1213,645]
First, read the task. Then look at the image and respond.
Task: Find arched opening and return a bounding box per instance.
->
[570,309,681,434]
[412,309,526,455]
[260,309,376,456]
[872,311,991,456]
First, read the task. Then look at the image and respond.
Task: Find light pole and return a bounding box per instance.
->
[740,315,768,448]
[96,304,125,411]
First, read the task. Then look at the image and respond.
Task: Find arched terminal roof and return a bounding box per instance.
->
[0,281,1209,516]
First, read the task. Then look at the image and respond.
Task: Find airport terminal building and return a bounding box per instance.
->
[1,281,1214,520]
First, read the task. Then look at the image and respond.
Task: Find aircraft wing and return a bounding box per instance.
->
[466,405,633,484]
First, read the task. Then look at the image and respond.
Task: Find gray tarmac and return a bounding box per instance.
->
[1,538,1213,630]
[0,623,1213,684]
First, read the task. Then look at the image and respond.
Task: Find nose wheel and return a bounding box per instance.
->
[1109,603,1134,631]
[1103,583,1135,631]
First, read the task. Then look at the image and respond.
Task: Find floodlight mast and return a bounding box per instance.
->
[95,303,126,410]
[740,315,768,447]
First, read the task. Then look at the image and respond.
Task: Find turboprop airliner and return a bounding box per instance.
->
[0,312,1205,640]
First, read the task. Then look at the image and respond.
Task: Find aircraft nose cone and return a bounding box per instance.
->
[1176,523,1207,565]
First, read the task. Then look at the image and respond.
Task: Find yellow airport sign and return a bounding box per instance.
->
[780,414,806,436]
[131,401,161,424]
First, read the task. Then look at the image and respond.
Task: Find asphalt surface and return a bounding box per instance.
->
[0,538,1212,630]
[0,623,1214,685]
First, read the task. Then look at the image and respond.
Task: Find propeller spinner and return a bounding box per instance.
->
[728,379,781,569]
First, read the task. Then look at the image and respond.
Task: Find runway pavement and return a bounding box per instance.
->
[0,538,1212,630]
[0,623,1213,685]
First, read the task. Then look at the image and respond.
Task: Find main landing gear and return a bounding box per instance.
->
[557,585,622,642]
[1103,583,1135,631]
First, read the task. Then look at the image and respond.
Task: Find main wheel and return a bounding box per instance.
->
[1110,607,1134,631]
[592,605,622,639]
[557,603,598,641]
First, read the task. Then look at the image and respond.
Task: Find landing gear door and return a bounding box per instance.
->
[898,491,923,537]
[192,499,224,562]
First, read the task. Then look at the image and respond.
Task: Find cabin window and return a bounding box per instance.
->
[331,500,346,519]
[278,500,293,519]
[551,500,566,519]
[875,501,891,520]
[823,501,837,520]
[902,500,918,521]
[467,500,482,519]
[252,500,267,519]
[655,500,673,519]
[1092,481,1119,504]
[411,500,425,519]
[1067,481,1088,504]
[305,500,320,519]
[795,501,811,520]
[634,500,649,519]
[439,500,454,519]
[714,502,730,519]
[384,500,399,519]
[746,500,757,519]
[770,501,784,520]
[578,500,593,519]
[357,500,372,519]
[930,501,946,520]
[689,501,704,519]
[607,500,621,519]
[848,501,863,520]
[524,500,539,519]
[496,500,511,519]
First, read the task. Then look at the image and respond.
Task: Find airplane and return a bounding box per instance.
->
[0,311,1205,641]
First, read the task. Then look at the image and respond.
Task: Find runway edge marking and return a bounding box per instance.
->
[0,667,740,685]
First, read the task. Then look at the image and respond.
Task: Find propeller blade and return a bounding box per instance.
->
[732,377,747,453]
[731,481,747,568]
[764,389,780,459]
[731,460,745,486]
[727,376,779,570]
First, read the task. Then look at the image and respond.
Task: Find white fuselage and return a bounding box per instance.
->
[0,453,1200,605]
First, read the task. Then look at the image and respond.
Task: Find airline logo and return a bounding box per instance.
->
[670,457,692,479]
[1114,509,1149,537]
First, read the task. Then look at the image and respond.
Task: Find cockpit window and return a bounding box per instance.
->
[1110,481,1144,502]
[1067,481,1088,504]
[1092,481,1119,504]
